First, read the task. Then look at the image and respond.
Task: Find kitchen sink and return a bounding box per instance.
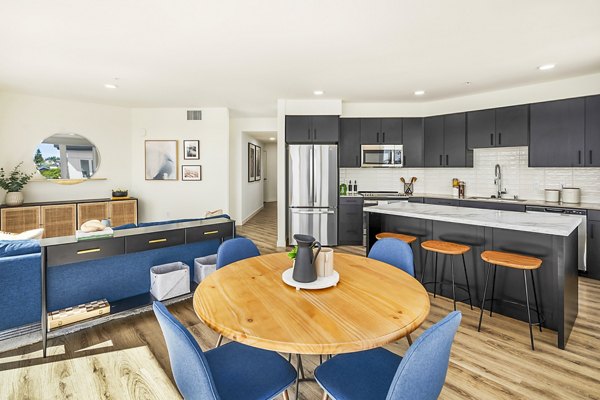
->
[467,196,527,202]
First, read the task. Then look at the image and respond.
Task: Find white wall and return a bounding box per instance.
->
[241,135,264,222]
[130,108,230,222]
[0,92,131,203]
[264,142,277,202]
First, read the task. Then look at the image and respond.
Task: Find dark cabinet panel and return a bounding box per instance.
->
[467,109,496,149]
[458,200,526,212]
[380,118,403,144]
[585,95,600,167]
[530,98,585,167]
[424,116,444,167]
[360,118,381,144]
[495,105,528,147]
[444,113,468,167]
[338,199,363,245]
[312,116,339,143]
[423,198,459,207]
[285,116,311,143]
[339,118,361,168]
[588,221,600,280]
[402,118,424,167]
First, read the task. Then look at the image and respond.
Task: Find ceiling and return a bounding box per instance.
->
[1,0,599,117]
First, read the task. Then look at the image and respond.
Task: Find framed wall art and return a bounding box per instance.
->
[255,145,262,181]
[248,143,256,182]
[182,165,202,181]
[145,140,178,180]
[183,140,200,160]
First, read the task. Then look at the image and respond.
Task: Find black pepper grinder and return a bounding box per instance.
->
[353,180,358,193]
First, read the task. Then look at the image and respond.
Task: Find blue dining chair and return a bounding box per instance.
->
[216,237,260,269]
[153,302,296,400]
[368,238,415,277]
[314,311,462,400]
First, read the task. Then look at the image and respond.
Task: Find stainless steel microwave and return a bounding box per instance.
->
[361,144,403,167]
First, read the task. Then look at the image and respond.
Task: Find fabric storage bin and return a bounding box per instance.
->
[150,262,190,301]
[194,254,217,284]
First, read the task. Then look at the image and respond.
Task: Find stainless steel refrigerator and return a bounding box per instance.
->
[288,144,338,246]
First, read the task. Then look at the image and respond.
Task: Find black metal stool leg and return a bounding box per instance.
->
[530,270,542,333]
[489,265,497,317]
[433,252,439,298]
[294,354,301,400]
[461,254,473,310]
[450,256,457,311]
[523,270,535,350]
[478,263,492,332]
[420,250,429,284]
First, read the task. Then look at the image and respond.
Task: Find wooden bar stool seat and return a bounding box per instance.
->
[478,250,543,350]
[375,232,417,244]
[419,240,473,311]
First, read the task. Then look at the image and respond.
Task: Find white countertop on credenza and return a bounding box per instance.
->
[364,202,582,236]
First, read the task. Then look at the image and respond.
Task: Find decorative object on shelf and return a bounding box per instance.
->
[34,133,101,182]
[561,187,581,204]
[255,144,262,181]
[0,162,35,206]
[248,143,256,182]
[182,165,202,181]
[458,181,466,199]
[183,140,200,160]
[112,189,128,198]
[145,140,178,180]
[315,247,335,277]
[339,182,347,195]
[76,221,114,241]
[205,209,224,217]
[80,219,107,232]
[403,176,416,196]
[48,299,110,331]
[292,234,321,283]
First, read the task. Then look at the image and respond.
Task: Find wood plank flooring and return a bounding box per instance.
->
[1,201,599,399]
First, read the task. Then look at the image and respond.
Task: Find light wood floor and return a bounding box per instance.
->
[1,201,599,399]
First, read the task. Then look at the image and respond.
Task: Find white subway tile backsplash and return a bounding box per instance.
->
[340,146,600,204]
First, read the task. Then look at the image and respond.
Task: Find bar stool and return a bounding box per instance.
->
[478,250,543,350]
[420,240,473,311]
[375,232,417,244]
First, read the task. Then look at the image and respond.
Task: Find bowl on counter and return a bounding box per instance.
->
[544,189,560,203]
[561,187,581,204]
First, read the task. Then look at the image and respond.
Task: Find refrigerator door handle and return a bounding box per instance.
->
[290,209,335,215]
[309,146,314,206]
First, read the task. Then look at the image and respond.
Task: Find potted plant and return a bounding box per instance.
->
[0,162,35,206]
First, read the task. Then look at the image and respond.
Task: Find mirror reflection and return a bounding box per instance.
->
[34,133,100,180]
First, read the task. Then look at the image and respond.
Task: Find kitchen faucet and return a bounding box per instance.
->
[494,164,507,198]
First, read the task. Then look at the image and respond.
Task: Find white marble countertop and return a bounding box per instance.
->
[364,202,582,236]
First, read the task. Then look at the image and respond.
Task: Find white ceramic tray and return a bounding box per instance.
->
[281,268,339,291]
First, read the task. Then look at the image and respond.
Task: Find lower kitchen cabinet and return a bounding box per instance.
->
[338,197,363,245]
[588,215,600,280]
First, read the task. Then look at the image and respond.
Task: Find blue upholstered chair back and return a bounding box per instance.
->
[368,238,415,276]
[386,311,462,400]
[153,302,220,400]
[216,237,260,269]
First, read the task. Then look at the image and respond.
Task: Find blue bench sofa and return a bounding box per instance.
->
[0,216,230,333]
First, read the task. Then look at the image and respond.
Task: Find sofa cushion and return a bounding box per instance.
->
[0,228,44,240]
[113,223,137,230]
[0,240,41,258]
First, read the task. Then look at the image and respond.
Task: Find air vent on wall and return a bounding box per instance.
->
[187,110,202,120]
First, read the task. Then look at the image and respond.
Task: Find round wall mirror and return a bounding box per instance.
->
[34,133,101,180]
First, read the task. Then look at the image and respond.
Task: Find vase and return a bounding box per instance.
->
[292,234,321,283]
[5,192,24,207]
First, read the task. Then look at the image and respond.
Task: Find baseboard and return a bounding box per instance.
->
[240,205,264,225]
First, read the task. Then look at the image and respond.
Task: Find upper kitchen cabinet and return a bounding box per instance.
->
[585,95,600,167]
[360,118,402,144]
[339,118,361,168]
[285,115,339,144]
[402,118,424,167]
[424,113,471,167]
[467,105,528,149]
[529,98,585,167]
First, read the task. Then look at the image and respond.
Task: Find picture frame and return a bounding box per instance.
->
[145,140,178,180]
[255,145,262,181]
[182,165,202,181]
[248,143,256,182]
[183,140,200,160]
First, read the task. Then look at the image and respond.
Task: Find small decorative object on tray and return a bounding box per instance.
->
[48,299,110,331]
[284,237,338,290]
[112,189,129,199]
[76,220,114,240]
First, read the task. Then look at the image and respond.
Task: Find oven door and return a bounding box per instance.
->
[361,145,403,167]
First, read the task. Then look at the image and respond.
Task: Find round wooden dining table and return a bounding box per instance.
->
[193,252,430,356]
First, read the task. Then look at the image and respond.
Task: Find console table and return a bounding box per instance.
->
[39,217,234,357]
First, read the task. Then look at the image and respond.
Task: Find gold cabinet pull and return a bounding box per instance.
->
[148,238,167,244]
[77,248,101,255]
[204,230,219,235]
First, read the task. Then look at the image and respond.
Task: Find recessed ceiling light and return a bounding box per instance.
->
[269,137,276,141]
[538,64,556,71]
[414,90,425,96]
[104,83,118,89]
[464,81,472,85]
[313,90,324,96]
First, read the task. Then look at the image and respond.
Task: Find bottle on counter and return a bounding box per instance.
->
[353,180,358,193]
[348,180,353,194]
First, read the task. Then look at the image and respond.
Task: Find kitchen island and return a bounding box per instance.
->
[365,202,582,349]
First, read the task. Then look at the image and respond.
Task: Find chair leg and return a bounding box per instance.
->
[215,334,223,348]
[489,265,497,317]
[294,354,301,400]
[450,256,457,311]
[321,391,329,400]
[523,270,535,350]
[319,354,323,365]
[283,389,290,400]
[462,253,473,310]
[478,263,492,332]
[530,270,543,332]
[288,353,292,363]
[420,250,428,283]
[406,333,413,346]
[433,252,439,298]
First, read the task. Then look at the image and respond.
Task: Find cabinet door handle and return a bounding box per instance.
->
[498,132,502,145]
[490,133,494,146]
[356,155,359,165]
[590,150,593,165]
[148,238,167,244]
[403,155,406,165]
[376,132,380,142]
[203,230,219,235]
[446,155,449,165]
[77,248,101,255]
[439,154,443,166]
[578,150,582,165]
[314,128,317,140]
[307,128,311,140]
[382,132,386,142]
